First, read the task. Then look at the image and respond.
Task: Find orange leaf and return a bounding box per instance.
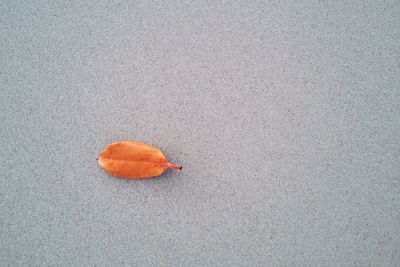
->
[98,141,182,179]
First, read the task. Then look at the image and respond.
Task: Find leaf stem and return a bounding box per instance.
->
[167,163,182,170]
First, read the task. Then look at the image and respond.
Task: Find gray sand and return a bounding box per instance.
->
[1,1,399,266]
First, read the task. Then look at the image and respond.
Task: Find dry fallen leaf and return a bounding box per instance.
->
[98,141,182,179]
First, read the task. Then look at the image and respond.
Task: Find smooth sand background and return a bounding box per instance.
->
[1,1,399,266]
